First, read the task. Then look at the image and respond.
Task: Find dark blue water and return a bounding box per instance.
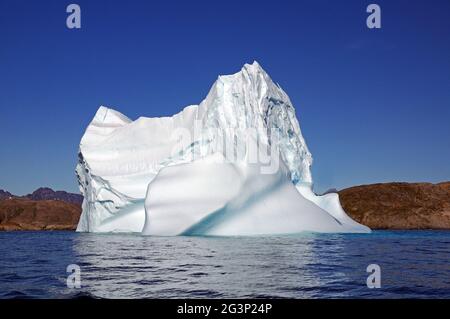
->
[0,231,449,298]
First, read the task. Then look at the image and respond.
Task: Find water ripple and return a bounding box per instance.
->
[0,230,449,298]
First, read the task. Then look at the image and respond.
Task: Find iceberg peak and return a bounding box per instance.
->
[198,61,313,184]
[243,60,263,71]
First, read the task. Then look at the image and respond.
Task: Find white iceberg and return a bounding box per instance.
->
[76,61,370,235]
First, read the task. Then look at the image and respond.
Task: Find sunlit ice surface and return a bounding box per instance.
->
[76,62,369,235]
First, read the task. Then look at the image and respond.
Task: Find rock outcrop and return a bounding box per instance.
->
[0,198,81,231]
[0,188,83,231]
[339,182,450,229]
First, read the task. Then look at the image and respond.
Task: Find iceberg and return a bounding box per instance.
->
[76,61,370,235]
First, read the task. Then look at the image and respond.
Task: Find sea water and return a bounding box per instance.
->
[0,230,449,298]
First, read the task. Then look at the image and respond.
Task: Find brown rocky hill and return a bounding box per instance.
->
[0,187,83,231]
[339,182,450,229]
[0,198,81,231]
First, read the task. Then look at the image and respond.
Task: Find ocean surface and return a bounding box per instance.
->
[0,230,449,299]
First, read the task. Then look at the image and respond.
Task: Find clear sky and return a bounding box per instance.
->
[1,0,449,195]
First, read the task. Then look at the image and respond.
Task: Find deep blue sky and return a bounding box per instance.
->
[1,0,449,195]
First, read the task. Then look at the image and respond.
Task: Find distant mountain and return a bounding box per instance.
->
[0,187,83,205]
[0,190,16,200]
[24,187,83,205]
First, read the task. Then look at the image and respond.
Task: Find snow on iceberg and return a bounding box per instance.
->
[76,61,370,235]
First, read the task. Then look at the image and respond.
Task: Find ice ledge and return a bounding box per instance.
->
[92,106,132,126]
